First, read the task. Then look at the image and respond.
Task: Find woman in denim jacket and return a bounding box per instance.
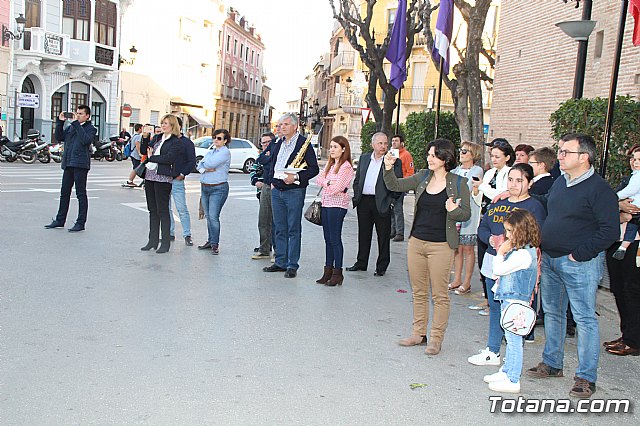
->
[484,209,541,393]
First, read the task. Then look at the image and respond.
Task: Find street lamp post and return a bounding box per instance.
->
[556,0,595,99]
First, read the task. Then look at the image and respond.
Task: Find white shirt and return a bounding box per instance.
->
[362,153,384,195]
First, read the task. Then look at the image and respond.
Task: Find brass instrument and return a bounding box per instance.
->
[287,133,312,170]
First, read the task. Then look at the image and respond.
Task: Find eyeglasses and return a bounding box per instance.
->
[491,140,510,148]
[558,149,584,158]
[528,161,540,165]
[460,149,470,154]
[214,136,225,141]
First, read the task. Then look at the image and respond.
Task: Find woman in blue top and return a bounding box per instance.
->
[197,129,232,255]
[467,163,546,367]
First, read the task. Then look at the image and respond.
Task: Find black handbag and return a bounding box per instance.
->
[304,187,322,226]
[135,162,147,178]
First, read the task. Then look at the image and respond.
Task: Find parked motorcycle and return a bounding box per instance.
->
[0,135,37,163]
[27,130,52,164]
[49,141,63,163]
[112,142,124,161]
[91,136,118,161]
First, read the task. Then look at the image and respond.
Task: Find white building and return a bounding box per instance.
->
[8,0,123,141]
[119,0,226,137]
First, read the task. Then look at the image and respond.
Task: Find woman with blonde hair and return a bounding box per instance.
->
[140,114,181,253]
[450,141,484,294]
[315,136,355,286]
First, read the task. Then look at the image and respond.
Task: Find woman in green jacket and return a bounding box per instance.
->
[384,138,471,355]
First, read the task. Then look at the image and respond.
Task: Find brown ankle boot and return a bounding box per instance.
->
[326,268,343,287]
[316,266,333,284]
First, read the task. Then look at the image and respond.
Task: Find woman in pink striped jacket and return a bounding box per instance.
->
[315,136,355,287]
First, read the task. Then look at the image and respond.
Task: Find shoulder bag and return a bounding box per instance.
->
[304,187,323,226]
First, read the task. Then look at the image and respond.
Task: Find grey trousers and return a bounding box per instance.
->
[258,184,273,255]
[390,193,405,237]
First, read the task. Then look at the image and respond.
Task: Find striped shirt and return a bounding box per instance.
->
[274,132,300,172]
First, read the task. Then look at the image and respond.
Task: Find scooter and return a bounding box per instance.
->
[28,130,52,164]
[91,136,117,161]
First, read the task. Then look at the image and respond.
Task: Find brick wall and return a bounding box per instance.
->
[490,0,640,148]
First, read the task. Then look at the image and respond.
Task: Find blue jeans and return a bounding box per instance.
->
[485,277,504,354]
[501,300,524,383]
[541,252,604,383]
[170,179,191,238]
[271,187,306,270]
[321,207,347,268]
[201,183,229,245]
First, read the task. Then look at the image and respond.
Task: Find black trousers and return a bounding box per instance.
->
[355,195,391,272]
[144,179,173,245]
[606,240,640,348]
[55,166,89,225]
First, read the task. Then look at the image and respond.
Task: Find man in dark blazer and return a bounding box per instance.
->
[347,132,403,276]
[262,113,319,278]
[45,105,97,232]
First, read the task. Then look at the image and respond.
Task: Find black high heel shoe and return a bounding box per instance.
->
[141,242,159,251]
[156,243,170,254]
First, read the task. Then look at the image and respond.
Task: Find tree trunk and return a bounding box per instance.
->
[466,0,491,144]
[452,64,472,142]
[381,87,398,135]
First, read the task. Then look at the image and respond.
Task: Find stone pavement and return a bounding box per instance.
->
[0,161,637,424]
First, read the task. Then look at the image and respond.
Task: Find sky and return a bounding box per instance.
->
[228,0,336,114]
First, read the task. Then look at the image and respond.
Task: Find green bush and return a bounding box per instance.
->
[359,121,406,154]
[404,111,460,170]
[550,95,640,187]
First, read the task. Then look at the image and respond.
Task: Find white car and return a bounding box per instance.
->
[193,137,260,173]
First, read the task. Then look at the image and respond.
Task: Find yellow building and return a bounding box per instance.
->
[307,1,499,156]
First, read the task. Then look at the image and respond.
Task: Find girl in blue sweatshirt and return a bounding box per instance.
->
[484,209,541,393]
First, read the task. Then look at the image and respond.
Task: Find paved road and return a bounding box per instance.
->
[1,161,638,424]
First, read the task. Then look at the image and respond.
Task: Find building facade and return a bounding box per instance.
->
[119,0,225,138]
[490,0,640,146]
[8,0,122,141]
[212,7,266,144]
[1,0,11,136]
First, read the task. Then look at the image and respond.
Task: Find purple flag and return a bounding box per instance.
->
[432,0,454,75]
[385,0,408,90]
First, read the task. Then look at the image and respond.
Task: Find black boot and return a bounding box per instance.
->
[316,266,333,284]
[141,241,159,251]
[156,243,170,254]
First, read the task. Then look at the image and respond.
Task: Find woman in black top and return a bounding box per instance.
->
[384,139,470,355]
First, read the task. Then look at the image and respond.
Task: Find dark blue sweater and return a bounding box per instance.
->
[541,173,619,261]
[478,197,547,256]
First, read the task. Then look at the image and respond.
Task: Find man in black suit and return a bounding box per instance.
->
[529,147,556,195]
[347,132,403,276]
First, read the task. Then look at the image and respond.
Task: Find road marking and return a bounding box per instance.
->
[121,202,149,213]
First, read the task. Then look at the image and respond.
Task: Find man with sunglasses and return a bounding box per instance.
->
[526,134,618,399]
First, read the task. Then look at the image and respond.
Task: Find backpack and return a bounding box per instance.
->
[123,140,133,158]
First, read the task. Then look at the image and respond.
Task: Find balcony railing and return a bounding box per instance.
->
[21,28,70,59]
[221,85,265,107]
[328,93,363,111]
[330,51,355,75]
[375,86,455,106]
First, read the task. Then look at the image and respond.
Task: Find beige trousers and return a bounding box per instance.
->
[407,237,455,342]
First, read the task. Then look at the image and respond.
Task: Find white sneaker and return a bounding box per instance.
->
[468,348,501,366]
[483,371,508,383]
[478,309,490,316]
[488,378,520,393]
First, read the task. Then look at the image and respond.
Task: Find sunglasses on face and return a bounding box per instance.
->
[460,149,470,154]
[214,136,225,141]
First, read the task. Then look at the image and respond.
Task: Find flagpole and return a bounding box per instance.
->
[600,0,628,178]
[434,57,444,140]
[395,86,402,134]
